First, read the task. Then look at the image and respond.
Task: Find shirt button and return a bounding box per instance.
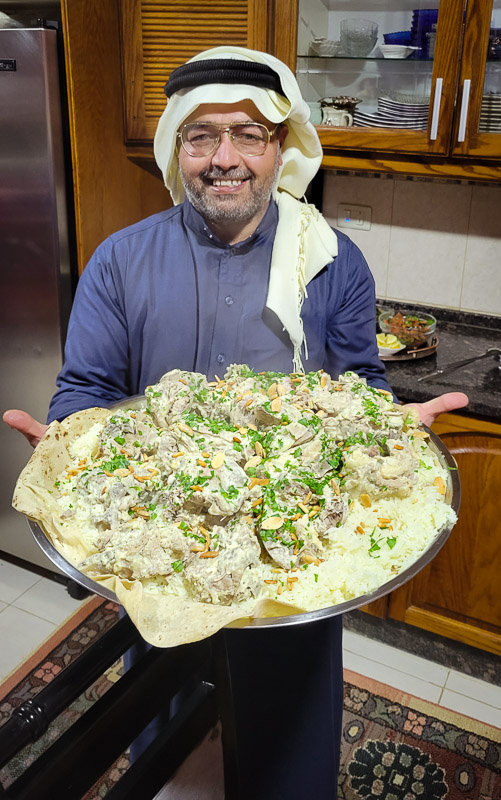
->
[230,248,236,256]
[225,296,234,306]
[217,354,225,364]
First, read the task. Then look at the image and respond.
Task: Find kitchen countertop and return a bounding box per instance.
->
[380,307,501,422]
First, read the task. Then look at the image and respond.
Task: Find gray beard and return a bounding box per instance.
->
[179,146,281,225]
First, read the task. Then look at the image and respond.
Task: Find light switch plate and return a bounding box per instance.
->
[337,203,372,231]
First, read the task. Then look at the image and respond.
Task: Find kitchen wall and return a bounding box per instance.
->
[322,172,501,317]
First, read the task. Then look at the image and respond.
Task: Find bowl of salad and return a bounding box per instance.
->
[379,309,436,349]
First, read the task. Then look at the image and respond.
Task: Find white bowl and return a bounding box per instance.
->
[379,44,420,59]
[378,343,406,357]
[310,39,341,57]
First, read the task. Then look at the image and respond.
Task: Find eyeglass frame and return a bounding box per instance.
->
[177,120,281,158]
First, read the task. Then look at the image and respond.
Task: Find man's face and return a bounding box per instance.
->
[178,101,287,229]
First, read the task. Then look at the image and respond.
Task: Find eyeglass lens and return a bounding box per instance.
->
[181,123,271,156]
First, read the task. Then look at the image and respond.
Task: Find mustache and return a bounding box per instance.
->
[201,167,253,181]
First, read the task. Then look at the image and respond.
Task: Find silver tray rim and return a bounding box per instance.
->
[28,394,461,629]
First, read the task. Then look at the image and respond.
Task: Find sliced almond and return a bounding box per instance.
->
[393,444,404,451]
[199,551,219,559]
[260,516,283,530]
[433,476,446,495]
[245,455,262,470]
[255,441,265,457]
[177,422,194,437]
[320,375,328,388]
[270,397,282,413]
[114,468,130,477]
[211,451,225,469]
[267,383,278,398]
[190,544,206,553]
[412,430,430,439]
[360,493,372,508]
[277,383,287,396]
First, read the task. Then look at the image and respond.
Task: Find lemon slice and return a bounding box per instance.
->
[377,333,398,347]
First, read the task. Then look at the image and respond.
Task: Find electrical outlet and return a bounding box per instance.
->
[337,203,372,231]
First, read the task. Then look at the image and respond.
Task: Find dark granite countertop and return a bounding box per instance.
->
[380,306,501,422]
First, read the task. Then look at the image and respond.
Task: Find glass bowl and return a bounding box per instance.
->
[379,310,436,349]
[340,18,378,57]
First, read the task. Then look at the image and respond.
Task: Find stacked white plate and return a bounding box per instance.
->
[479,93,501,133]
[353,95,429,130]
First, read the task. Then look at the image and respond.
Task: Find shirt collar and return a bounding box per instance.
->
[182,198,278,252]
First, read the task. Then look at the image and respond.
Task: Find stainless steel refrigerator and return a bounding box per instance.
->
[0,26,74,573]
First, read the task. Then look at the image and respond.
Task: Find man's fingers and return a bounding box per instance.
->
[407,392,469,427]
[3,410,48,448]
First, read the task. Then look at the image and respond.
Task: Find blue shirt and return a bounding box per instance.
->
[48,199,390,423]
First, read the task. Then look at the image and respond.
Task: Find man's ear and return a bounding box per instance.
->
[278,123,289,148]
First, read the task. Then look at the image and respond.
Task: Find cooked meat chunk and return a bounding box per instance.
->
[98,410,162,460]
[184,521,261,604]
[342,440,418,498]
[81,521,192,580]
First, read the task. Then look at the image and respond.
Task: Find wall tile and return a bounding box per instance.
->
[386,181,471,308]
[461,185,501,316]
[323,173,394,297]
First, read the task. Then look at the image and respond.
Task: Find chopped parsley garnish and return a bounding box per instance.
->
[100,454,129,472]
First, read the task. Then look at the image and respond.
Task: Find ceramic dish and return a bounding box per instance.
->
[379,44,420,58]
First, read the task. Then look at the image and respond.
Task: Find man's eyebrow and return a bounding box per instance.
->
[186,119,260,125]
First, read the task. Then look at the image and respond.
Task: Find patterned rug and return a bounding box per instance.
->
[0,598,500,799]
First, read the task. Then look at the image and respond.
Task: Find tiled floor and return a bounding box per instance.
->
[0,559,500,730]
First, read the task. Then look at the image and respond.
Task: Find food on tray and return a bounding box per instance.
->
[13,366,456,647]
[379,310,436,349]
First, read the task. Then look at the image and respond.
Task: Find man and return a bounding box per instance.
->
[4,46,468,798]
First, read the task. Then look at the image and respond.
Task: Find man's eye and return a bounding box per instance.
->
[234,133,261,143]
[189,132,213,144]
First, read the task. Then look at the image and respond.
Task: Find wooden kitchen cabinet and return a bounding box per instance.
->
[385,413,501,656]
[288,0,501,173]
[119,0,501,180]
[119,0,271,142]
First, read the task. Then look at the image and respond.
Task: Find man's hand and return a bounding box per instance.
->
[405,392,469,428]
[3,410,48,448]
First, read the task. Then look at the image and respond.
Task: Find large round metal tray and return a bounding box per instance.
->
[28,394,461,629]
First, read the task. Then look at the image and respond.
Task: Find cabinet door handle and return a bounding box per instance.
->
[430,77,443,140]
[457,79,471,142]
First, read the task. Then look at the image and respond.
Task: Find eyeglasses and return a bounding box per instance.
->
[177,121,279,158]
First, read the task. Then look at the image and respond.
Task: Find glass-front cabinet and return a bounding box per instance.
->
[452,0,501,157]
[293,0,501,160]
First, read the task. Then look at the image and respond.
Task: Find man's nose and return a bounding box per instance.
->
[210,131,241,169]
